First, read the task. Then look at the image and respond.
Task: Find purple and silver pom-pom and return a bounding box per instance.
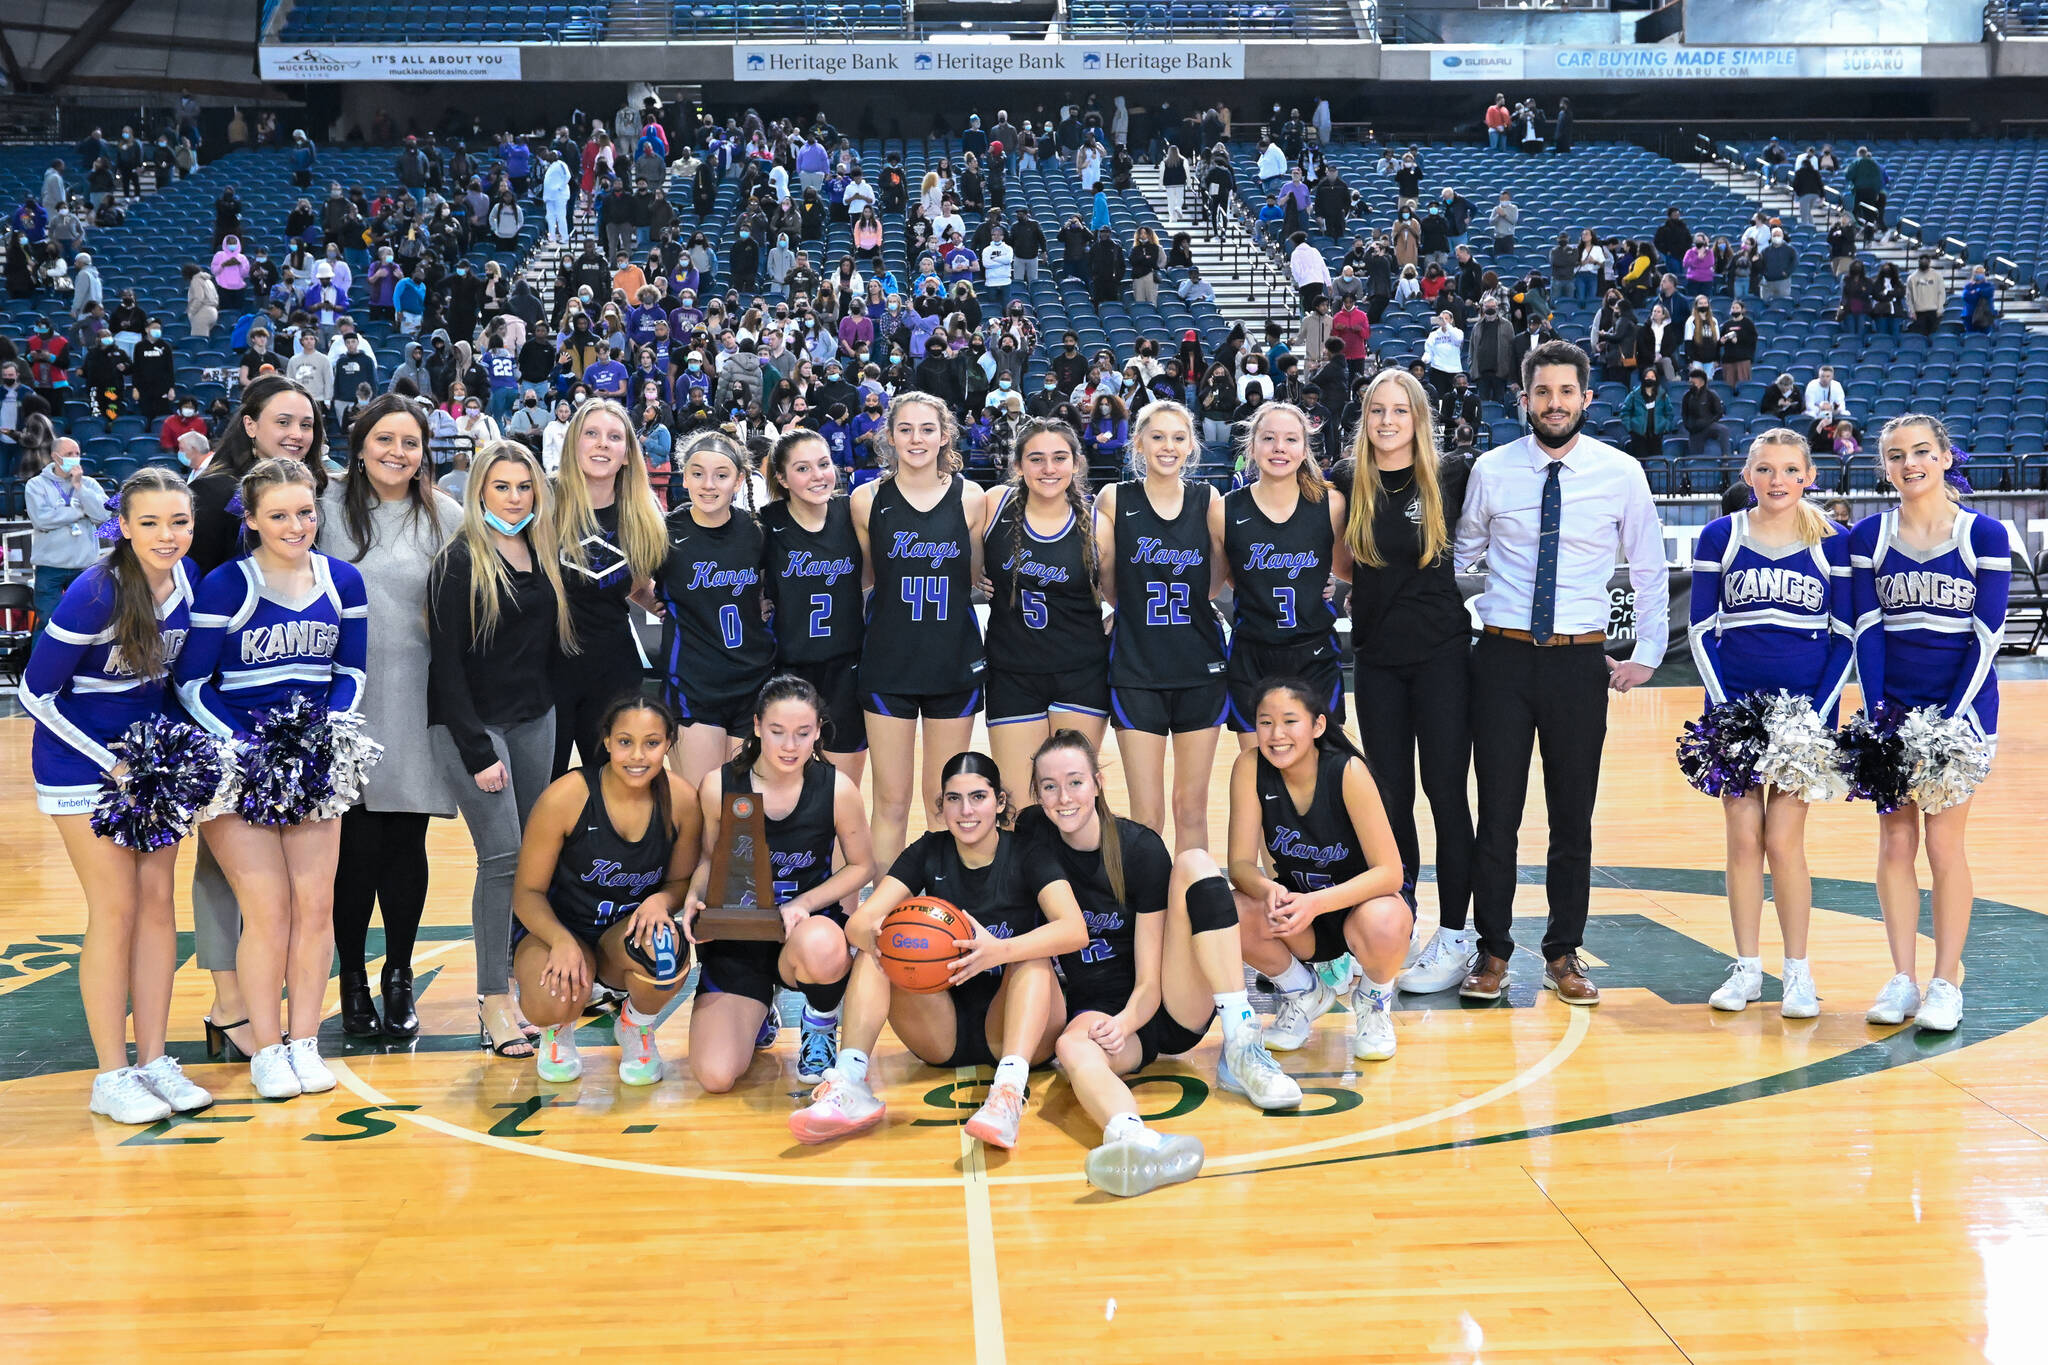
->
[1895,707,1992,815]
[1836,703,1913,813]
[224,490,245,517]
[1751,691,1849,804]
[94,514,124,544]
[233,694,340,827]
[1675,692,1774,797]
[89,716,232,851]
[314,711,384,820]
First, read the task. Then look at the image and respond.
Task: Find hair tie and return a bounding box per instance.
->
[1944,450,1973,494]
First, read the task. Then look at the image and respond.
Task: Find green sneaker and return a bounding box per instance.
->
[615,1015,663,1086]
[535,1024,583,1083]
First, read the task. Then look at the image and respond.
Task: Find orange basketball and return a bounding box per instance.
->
[876,897,972,994]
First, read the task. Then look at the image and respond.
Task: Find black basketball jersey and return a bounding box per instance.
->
[1223,484,1337,647]
[983,488,1109,674]
[1258,745,1371,895]
[722,755,838,902]
[760,497,864,666]
[558,500,638,666]
[547,767,678,939]
[1110,479,1227,688]
[885,827,1059,944]
[656,508,775,697]
[860,476,984,694]
[1015,808,1171,1010]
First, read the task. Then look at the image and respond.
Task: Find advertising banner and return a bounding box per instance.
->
[732,41,1244,82]
[259,46,523,81]
[1429,45,1924,81]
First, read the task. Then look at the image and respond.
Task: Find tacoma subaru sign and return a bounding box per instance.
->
[733,42,1244,82]
[1429,43,1923,81]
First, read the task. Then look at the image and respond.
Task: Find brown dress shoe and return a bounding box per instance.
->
[1459,953,1512,1000]
[1544,952,1601,1005]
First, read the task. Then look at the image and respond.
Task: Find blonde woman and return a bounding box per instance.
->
[548,397,668,775]
[1094,402,1227,854]
[1340,369,1479,994]
[428,441,578,1057]
[1689,430,1851,1019]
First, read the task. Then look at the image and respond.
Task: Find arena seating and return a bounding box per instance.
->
[1064,1,1357,36]
[280,2,610,42]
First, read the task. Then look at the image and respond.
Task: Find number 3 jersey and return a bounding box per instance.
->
[1109,480,1226,689]
[982,486,1109,676]
[859,475,984,695]
[657,507,775,706]
[759,496,864,666]
[1223,484,1337,648]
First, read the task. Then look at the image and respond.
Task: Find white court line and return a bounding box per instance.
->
[957,1067,1007,1365]
[324,1006,1593,1189]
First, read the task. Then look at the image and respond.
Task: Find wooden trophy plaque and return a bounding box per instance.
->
[694,792,786,943]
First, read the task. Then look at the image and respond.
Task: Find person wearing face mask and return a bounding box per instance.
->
[729,224,760,293]
[1757,227,1797,301]
[23,436,109,643]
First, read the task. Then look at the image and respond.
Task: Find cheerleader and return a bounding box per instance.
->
[185,374,328,1063]
[1095,401,1228,853]
[429,440,578,1059]
[175,458,369,1100]
[655,431,775,786]
[22,468,214,1123]
[513,697,700,1084]
[1338,370,1478,995]
[982,418,1112,807]
[852,393,989,871]
[787,751,1085,1152]
[1028,731,1303,1199]
[1228,677,1410,1059]
[759,430,866,781]
[1689,430,1852,1017]
[1850,415,2011,1033]
[1216,403,1351,746]
[547,397,668,776]
[682,676,877,1088]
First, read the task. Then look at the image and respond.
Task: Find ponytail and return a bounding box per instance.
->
[1030,729,1126,907]
[732,673,832,775]
[1747,428,1835,546]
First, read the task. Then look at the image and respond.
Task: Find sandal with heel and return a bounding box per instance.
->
[203,1016,253,1063]
[476,996,535,1058]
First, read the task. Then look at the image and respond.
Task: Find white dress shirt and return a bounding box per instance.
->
[1455,432,1671,667]
[1803,378,1847,420]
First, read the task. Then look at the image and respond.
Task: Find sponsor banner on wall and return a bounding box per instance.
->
[259,46,523,81]
[732,41,1244,82]
[1429,44,1923,81]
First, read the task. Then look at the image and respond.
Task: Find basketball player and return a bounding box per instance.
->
[759,430,867,781]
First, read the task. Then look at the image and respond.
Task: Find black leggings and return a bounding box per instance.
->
[550,640,647,777]
[1353,641,1474,929]
[332,808,432,973]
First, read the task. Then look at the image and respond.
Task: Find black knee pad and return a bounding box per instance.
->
[800,974,849,1015]
[1185,875,1238,935]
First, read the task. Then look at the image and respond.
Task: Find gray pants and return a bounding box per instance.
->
[433,712,557,996]
[192,838,241,972]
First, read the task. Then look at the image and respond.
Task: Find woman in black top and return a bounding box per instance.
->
[429,440,578,1057]
[547,397,668,777]
[1339,370,1476,995]
[760,430,867,778]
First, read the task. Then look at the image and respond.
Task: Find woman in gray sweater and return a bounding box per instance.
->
[316,394,463,1039]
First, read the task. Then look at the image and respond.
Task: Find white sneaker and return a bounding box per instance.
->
[536,1024,583,1082]
[1917,978,1963,1032]
[1084,1128,1206,1197]
[1780,961,1819,1019]
[1350,982,1397,1061]
[1399,926,1479,994]
[1709,962,1764,1012]
[788,1068,885,1144]
[616,1014,663,1086]
[249,1043,303,1099]
[1866,973,1921,1025]
[1217,1033,1303,1109]
[136,1054,213,1112]
[287,1037,336,1093]
[1404,919,1428,967]
[89,1067,174,1125]
[964,1081,1026,1150]
[1262,979,1336,1051]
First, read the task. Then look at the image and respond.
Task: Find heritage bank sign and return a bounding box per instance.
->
[732,41,1246,82]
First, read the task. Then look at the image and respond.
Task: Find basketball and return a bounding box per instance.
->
[876,897,973,994]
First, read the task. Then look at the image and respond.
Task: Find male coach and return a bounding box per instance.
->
[1453,339,1669,1005]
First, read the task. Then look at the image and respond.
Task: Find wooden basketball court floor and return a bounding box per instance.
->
[3,680,2046,1363]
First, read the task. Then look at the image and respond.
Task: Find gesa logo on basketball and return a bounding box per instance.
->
[687,562,760,595]
[890,532,961,564]
[889,931,931,950]
[1269,827,1349,867]
[1244,544,1318,579]
[1131,536,1203,576]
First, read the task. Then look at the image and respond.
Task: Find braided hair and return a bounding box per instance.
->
[1000,417,1100,616]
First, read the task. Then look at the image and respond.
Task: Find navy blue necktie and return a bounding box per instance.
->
[1530,459,1563,643]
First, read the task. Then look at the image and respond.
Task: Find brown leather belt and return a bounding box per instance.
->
[1482,625,1607,647]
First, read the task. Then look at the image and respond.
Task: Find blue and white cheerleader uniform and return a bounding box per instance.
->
[174,553,370,746]
[20,562,194,815]
[1688,511,1855,725]
[1848,508,2011,754]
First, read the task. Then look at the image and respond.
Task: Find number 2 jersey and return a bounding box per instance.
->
[1223,484,1338,649]
[1687,511,1854,723]
[1849,508,2010,742]
[859,476,984,696]
[759,496,864,666]
[982,487,1109,675]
